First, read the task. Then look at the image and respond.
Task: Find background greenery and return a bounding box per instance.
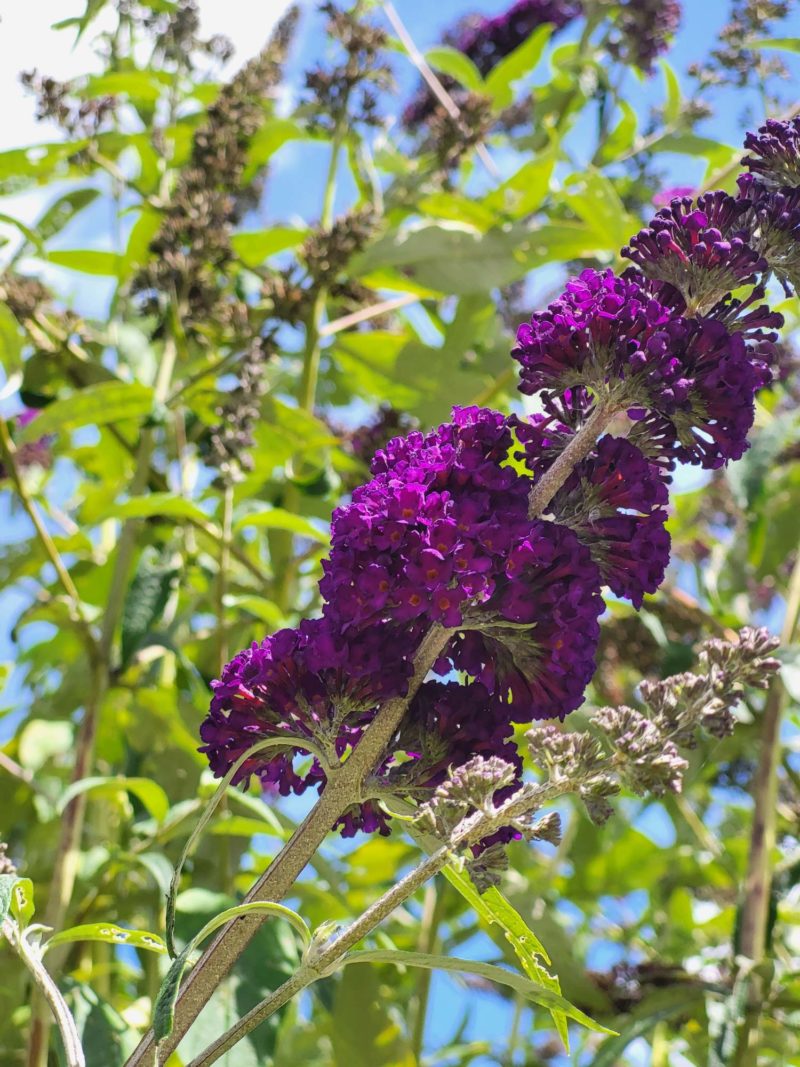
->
[2,1,800,1064]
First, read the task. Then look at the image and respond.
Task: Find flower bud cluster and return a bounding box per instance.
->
[607,0,682,74]
[303,3,391,133]
[132,9,298,334]
[201,338,273,483]
[412,627,777,885]
[201,124,789,854]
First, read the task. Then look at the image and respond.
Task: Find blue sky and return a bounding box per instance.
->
[1,2,798,1063]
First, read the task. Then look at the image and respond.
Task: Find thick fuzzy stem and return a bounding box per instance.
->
[527,401,616,519]
[124,625,450,1067]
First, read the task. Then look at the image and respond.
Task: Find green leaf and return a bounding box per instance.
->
[10,878,35,930]
[562,170,640,249]
[424,47,484,91]
[85,71,171,103]
[48,249,121,276]
[121,208,162,272]
[661,60,682,124]
[485,24,553,107]
[0,213,44,254]
[417,192,498,231]
[45,923,166,954]
[481,152,556,217]
[330,965,415,1067]
[57,776,170,823]
[64,983,138,1067]
[647,132,738,177]
[103,492,209,525]
[0,304,23,372]
[352,221,538,295]
[154,901,311,1041]
[223,595,286,629]
[232,227,307,268]
[234,508,329,543]
[121,547,178,667]
[748,36,800,53]
[35,189,100,247]
[0,874,17,924]
[15,381,154,444]
[443,866,569,1047]
[339,951,616,1035]
[596,100,638,164]
[244,119,306,182]
[17,719,74,771]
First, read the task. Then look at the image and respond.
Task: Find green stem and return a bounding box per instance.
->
[100,337,178,661]
[123,625,451,1067]
[185,772,575,1067]
[216,482,234,674]
[505,996,524,1067]
[734,545,800,1059]
[3,920,85,1067]
[527,400,617,519]
[2,414,99,1067]
[410,880,446,1059]
[0,419,83,611]
[275,120,345,613]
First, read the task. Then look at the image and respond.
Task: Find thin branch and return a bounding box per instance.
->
[3,920,85,1067]
[123,624,451,1067]
[381,1,500,179]
[185,774,569,1067]
[319,293,418,337]
[0,419,83,610]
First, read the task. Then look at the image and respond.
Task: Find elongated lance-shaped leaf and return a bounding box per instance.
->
[44,922,166,955]
[337,950,616,1036]
[442,865,569,1049]
[154,901,311,1042]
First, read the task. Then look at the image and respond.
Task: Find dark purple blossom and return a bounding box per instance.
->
[437,520,604,722]
[549,435,671,607]
[513,268,678,399]
[625,316,761,469]
[610,0,682,74]
[199,617,414,834]
[706,286,783,384]
[320,406,605,722]
[738,172,800,291]
[513,268,763,469]
[396,680,521,791]
[622,192,766,313]
[742,117,800,189]
[453,0,580,76]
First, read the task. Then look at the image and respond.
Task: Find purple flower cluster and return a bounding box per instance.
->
[610,0,682,74]
[512,268,765,470]
[199,617,415,835]
[739,120,800,292]
[402,0,578,128]
[200,120,793,848]
[742,117,800,190]
[451,0,580,77]
[622,192,767,313]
